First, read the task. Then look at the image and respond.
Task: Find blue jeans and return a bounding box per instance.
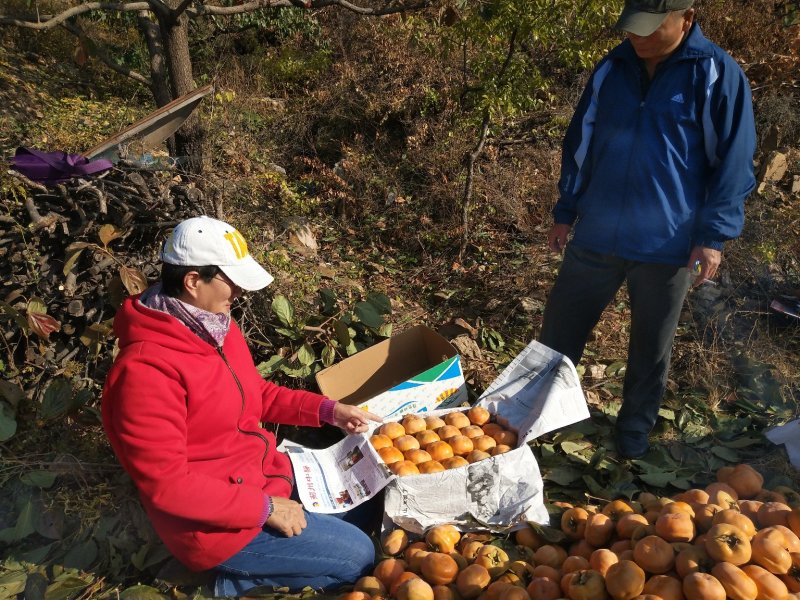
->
[213,503,378,597]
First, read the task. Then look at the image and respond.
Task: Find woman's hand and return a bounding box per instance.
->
[265,497,307,537]
[333,402,383,434]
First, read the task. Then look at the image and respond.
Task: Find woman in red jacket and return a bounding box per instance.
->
[102,216,381,596]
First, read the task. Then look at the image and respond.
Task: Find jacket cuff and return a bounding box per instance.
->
[553,205,577,226]
[695,240,725,251]
[258,495,274,527]
[319,399,337,425]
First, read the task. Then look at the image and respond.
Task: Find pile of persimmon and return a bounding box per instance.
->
[369,407,518,476]
[342,462,800,600]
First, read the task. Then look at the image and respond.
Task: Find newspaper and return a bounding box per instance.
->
[283,436,393,514]
[287,339,589,524]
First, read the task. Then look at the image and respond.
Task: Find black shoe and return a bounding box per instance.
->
[615,431,649,459]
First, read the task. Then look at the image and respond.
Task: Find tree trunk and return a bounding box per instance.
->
[159,8,204,173]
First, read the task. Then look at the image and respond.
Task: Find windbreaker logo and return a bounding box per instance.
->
[671,93,685,104]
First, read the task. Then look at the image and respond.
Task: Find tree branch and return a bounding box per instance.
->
[188,0,432,17]
[0,2,151,30]
[60,21,152,86]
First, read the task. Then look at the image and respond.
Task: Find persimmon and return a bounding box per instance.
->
[341,592,372,600]
[402,414,428,435]
[660,501,695,519]
[568,569,608,600]
[741,500,766,522]
[675,545,714,578]
[726,464,765,499]
[532,565,561,580]
[515,526,543,550]
[378,445,405,465]
[500,586,532,600]
[392,571,422,596]
[586,513,616,547]
[426,441,454,462]
[467,406,491,426]
[461,425,485,439]
[751,532,792,574]
[771,526,800,553]
[617,513,650,539]
[370,433,393,450]
[712,561,759,600]
[705,523,752,565]
[425,415,447,430]
[437,425,462,441]
[589,549,619,577]
[383,529,410,556]
[655,512,696,543]
[408,550,432,574]
[605,560,645,600]
[396,576,435,600]
[418,460,446,474]
[473,545,509,571]
[758,490,790,505]
[391,460,421,476]
[406,541,430,561]
[706,482,739,509]
[441,456,469,470]
[466,449,492,464]
[603,500,636,522]
[433,584,460,600]
[676,489,711,505]
[562,556,590,574]
[780,553,800,592]
[713,508,757,539]
[610,539,633,556]
[493,430,518,447]
[632,535,675,574]
[642,575,684,600]
[416,430,441,446]
[473,435,498,452]
[526,577,561,600]
[380,421,406,439]
[488,581,515,600]
[457,564,492,599]
[482,423,505,437]
[742,564,790,600]
[490,444,513,456]
[421,552,460,586]
[395,435,422,452]
[561,507,590,540]
[405,449,433,465]
[444,411,471,429]
[448,435,474,456]
[682,572,726,600]
[760,503,793,529]
[355,575,387,596]
[570,539,597,561]
[426,525,461,553]
[373,557,408,588]
[533,544,568,569]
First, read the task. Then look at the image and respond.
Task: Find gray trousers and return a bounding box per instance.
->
[539,244,692,437]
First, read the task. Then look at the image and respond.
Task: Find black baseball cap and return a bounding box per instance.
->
[615,0,694,36]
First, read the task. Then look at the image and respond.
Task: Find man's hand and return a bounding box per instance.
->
[265,497,307,537]
[687,246,722,287]
[333,402,383,434]
[548,224,572,253]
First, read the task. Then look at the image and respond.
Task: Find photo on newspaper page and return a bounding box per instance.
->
[283,435,394,513]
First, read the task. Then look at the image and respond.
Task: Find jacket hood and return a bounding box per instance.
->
[114,292,215,356]
[610,22,713,66]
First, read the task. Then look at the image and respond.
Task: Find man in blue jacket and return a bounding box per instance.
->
[539,0,756,458]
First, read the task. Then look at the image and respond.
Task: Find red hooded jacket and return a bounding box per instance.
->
[102,295,325,571]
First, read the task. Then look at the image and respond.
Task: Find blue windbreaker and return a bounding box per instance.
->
[554,23,756,265]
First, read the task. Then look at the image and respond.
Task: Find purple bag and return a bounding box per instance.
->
[10,146,113,186]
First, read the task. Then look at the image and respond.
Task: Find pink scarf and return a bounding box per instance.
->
[139,284,231,347]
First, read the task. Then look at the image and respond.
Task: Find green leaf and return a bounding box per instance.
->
[318,288,337,315]
[321,344,336,368]
[256,356,286,377]
[354,301,383,328]
[63,245,85,276]
[710,446,740,462]
[0,571,27,598]
[119,585,167,600]
[271,294,294,327]
[333,319,351,346]
[297,344,316,366]
[20,470,57,488]
[366,292,392,315]
[605,361,626,377]
[0,380,26,407]
[658,408,676,421]
[0,499,36,543]
[378,323,393,338]
[718,436,763,449]
[0,402,17,442]
[63,539,97,570]
[274,326,301,340]
[39,378,74,420]
[543,466,583,485]
[44,575,92,600]
[638,470,676,487]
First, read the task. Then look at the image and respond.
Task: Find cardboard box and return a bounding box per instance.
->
[289,340,590,533]
[315,325,467,418]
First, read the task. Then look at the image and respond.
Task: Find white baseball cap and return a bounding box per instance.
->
[161,216,274,291]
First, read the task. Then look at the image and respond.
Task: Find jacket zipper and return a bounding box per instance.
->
[216,347,293,487]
